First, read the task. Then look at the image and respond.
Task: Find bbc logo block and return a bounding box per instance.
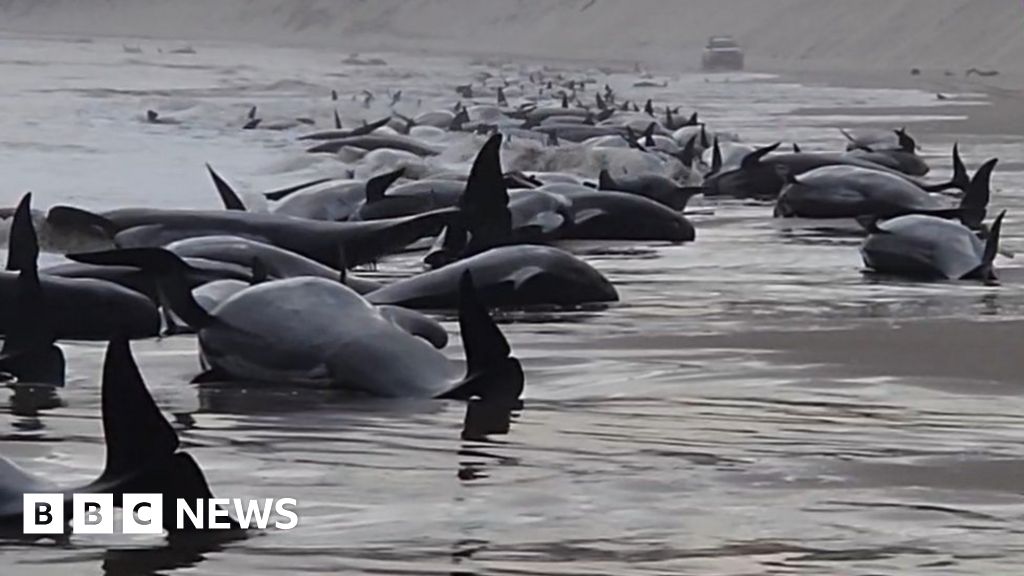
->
[22,493,298,534]
[24,494,163,535]
[23,494,63,535]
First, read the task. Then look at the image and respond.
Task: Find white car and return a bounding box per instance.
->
[701,36,745,71]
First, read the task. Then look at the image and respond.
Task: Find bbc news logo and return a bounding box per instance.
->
[23,494,299,534]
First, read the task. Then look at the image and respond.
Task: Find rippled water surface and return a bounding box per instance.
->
[1,35,1023,575]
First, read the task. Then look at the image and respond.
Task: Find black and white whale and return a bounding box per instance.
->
[0,338,230,534]
[165,235,382,294]
[69,249,523,400]
[297,116,393,141]
[256,169,407,221]
[1,194,160,341]
[775,157,996,222]
[45,203,455,268]
[160,260,445,347]
[368,245,618,309]
[704,143,968,200]
[841,128,929,176]
[597,169,700,211]
[539,184,696,242]
[347,179,466,221]
[306,134,442,157]
[861,211,1006,281]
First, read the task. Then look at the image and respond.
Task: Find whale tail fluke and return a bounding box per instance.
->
[958,158,998,227]
[970,210,1006,281]
[920,143,972,194]
[438,271,523,402]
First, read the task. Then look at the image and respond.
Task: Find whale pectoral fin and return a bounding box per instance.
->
[206,164,247,211]
[438,271,523,402]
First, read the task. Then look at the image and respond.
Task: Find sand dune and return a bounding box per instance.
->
[1,0,1021,75]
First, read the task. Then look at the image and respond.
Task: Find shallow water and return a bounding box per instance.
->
[1,35,1023,576]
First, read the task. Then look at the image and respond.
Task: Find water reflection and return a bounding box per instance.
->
[6,385,64,432]
[458,399,522,482]
[101,530,246,576]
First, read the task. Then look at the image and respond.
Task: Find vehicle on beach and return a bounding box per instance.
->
[701,35,744,71]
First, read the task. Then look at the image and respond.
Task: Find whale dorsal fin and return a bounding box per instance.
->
[678,135,697,169]
[740,143,781,169]
[365,168,405,204]
[7,192,38,272]
[206,164,247,211]
[0,199,64,386]
[710,137,722,175]
[98,337,179,483]
[460,134,511,255]
[643,123,657,147]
